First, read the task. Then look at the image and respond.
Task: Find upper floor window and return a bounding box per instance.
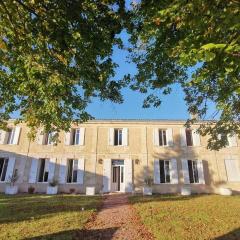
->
[43,132,55,145]
[0,127,21,145]
[154,128,173,147]
[64,128,85,146]
[7,128,16,145]
[72,129,81,145]
[159,160,170,183]
[186,129,193,146]
[38,158,49,182]
[114,129,122,146]
[159,130,167,146]
[0,158,8,182]
[180,128,200,147]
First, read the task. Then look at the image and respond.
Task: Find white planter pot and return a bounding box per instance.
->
[5,185,18,195]
[46,186,58,195]
[86,186,95,196]
[181,186,191,196]
[143,186,152,195]
[219,187,232,196]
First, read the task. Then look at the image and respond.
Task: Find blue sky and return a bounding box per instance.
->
[87,30,189,120]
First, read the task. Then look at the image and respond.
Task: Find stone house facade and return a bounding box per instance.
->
[0,119,240,194]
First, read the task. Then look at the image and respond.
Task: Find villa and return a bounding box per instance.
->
[0,119,240,194]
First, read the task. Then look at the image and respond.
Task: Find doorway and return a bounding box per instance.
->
[111,160,124,192]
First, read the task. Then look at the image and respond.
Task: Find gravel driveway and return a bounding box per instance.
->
[76,194,154,240]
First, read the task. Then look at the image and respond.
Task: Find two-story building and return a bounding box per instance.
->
[0,119,240,194]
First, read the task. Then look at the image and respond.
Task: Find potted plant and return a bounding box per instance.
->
[5,170,19,195]
[181,185,191,196]
[99,184,104,196]
[28,186,35,194]
[143,176,153,195]
[46,179,58,195]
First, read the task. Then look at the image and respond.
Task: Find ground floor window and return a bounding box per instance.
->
[67,159,78,183]
[188,160,199,183]
[225,159,240,182]
[38,158,49,182]
[0,158,8,182]
[159,160,170,183]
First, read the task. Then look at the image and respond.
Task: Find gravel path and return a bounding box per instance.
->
[76,194,154,240]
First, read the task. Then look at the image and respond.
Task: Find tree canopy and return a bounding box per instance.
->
[129,0,240,149]
[0,0,240,149]
[0,0,126,137]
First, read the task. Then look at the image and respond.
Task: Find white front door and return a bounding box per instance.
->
[111,160,125,192]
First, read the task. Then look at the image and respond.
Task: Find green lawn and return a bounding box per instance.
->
[130,194,240,240]
[0,194,102,240]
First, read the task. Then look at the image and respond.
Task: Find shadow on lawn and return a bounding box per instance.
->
[215,228,240,240]
[25,227,118,240]
[0,194,102,224]
[130,194,206,204]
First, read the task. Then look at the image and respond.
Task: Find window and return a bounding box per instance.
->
[225,159,240,182]
[186,129,193,146]
[67,159,78,183]
[7,128,15,145]
[114,129,122,146]
[159,160,170,183]
[72,129,80,145]
[43,132,54,145]
[159,130,167,146]
[188,160,199,183]
[0,158,9,182]
[38,158,49,182]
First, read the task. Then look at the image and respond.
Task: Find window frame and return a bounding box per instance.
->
[67,159,78,183]
[114,128,123,146]
[186,129,193,147]
[0,158,8,182]
[158,129,167,146]
[188,160,199,184]
[37,158,49,183]
[159,160,171,183]
[72,128,81,145]
[7,128,15,145]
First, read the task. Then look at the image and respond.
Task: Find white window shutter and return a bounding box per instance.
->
[12,127,21,145]
[125,158,133,192]
[5,157,16,181]
[29,158,38,183]
[59,158,67,184]
[64,130,71,145]
[103,159,111,192]
[180,128,187,147]
[79,127,85,146]
[77,157,85,184]
[0,130,8,144]
[228,134,237,147]
[197,160,205,184]
[122,128,128,146]
[181,159,190,184]
[225,159,240,182]
[192,129,201,146]
[48,158,56,182]
[153,129,159,146]
[167,128,173,146]
[170,159,178,184]
[109,128,114,146]
[37,130,44,145]
[154,159,160,184]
